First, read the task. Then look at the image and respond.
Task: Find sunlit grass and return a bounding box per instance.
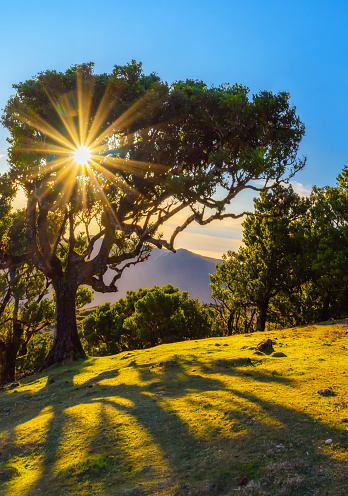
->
[5,406,53,496]
[1,322,348,494]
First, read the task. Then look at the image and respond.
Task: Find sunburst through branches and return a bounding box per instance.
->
[13,67,166,217]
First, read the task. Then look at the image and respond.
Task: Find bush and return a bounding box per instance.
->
[83,285,212,355]
[16,333,53,378]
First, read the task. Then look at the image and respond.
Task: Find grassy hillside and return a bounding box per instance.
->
[1,323,348,495]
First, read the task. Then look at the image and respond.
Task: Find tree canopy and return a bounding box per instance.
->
[1,60,305,367]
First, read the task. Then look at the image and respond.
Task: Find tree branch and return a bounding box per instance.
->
[52,209,68,257]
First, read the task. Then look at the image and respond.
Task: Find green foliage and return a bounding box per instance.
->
[211,166,348,332]
[76,287,94,309]
[0,268,55,385]
[82,303,123,356]
[270,169,348,327]
[210,185,307,333]
[0,206,58,384]
[125,287,184,346]
[1,61,305,366]
[83,285,212,355]
[302,172,348,321]
[16,332,53,378]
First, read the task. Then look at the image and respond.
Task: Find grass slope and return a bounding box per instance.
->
[1,323,348,495]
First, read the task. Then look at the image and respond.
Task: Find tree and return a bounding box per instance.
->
[0,173,16,250]
[266,172,348,327]
[0,266,54,385]
[0,209,93,385]
[210,185,307,333]
[299,167,348,321]
[0,266,94,385]
[0,207,54,385]
[82,284,211,353]
[1,61,305,367]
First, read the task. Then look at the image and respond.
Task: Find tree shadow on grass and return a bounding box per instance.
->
[0,358,119,495]
[1,355,348,495]
[199,357,294,385]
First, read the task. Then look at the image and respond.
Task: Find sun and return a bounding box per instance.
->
[13,68,167,211]
[73,145,91,165]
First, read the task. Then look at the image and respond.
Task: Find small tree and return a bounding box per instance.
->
[210,185,307,333]
[0,205,55,385]
[0,263,55,385]
[1,61,305,367]
[299,168,348,321]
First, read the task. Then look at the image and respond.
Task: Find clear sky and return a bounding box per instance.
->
[1,0,347,257]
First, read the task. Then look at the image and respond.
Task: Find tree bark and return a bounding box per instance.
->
[321,294,331,322]
[0,296,23,386]
[256,301,269,333]
[227,311,234,335]
[41,282,86,369]
[246,308,256,333]
[0,341,17,386]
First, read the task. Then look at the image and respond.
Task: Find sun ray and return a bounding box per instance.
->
[87,159,135,194]
[76,67,95,147]
[40,162,77,195]
[86,88,161,149]
[11,67,176,229]
[84,81,124,148]
[17,140,74,156]
[99,154,167,176]
[84,167,124,228]
[13,102,76,151]
[54,167,83,209]
[40,82,80,149]
[28,156,75,180]
[79,173,88,210]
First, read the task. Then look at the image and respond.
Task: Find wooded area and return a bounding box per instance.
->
[0,60,306,382]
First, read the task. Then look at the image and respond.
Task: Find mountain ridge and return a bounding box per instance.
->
[88,248,221,307]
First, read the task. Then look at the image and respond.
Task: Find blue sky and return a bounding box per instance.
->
[0,0,347,256]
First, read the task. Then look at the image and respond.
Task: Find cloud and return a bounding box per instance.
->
[161,207,244,258]
[290,181,312,197]
[173,231,242,259]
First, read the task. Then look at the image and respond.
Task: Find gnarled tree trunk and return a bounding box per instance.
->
[41,281,85,369]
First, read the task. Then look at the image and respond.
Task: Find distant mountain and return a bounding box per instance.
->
[87,248,221,307]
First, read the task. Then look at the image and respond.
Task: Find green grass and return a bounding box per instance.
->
[1,322,348,495]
